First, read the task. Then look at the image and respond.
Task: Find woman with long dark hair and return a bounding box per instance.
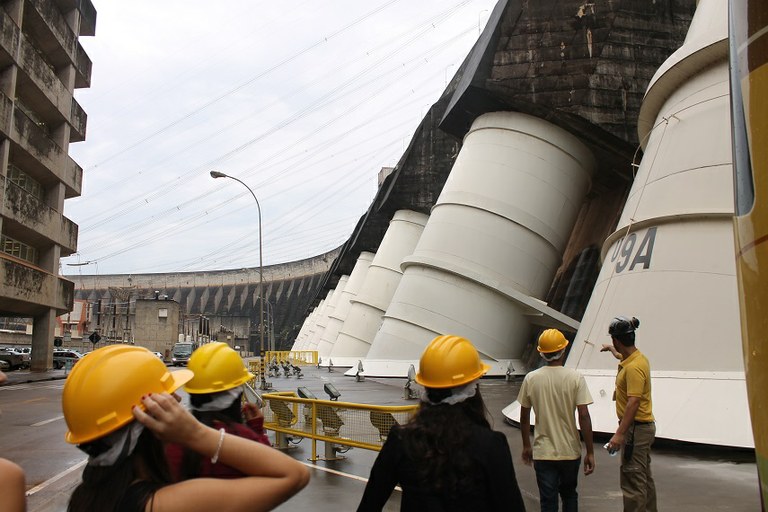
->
[64,345,309,512]
[165,342,270,481]
[357,335,526,511]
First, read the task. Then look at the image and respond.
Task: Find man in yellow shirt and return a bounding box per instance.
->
[519,329,595,512]
[602,316,657,512]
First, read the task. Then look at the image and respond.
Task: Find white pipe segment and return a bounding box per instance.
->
[504,0,752,448]
[359,111,595,378]
[290,314,312,351]
[301,298,326,351]
[331,210,429,368]
[321,252,374,367]
[294,306,319,351]
[306,291,334,351]
[316,276,349,357]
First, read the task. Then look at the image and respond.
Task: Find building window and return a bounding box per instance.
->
[158,308,168,318]
[7,165,44,200]
[1,234,38,264]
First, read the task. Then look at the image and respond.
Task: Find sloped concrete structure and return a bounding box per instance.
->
[314,0,746,448]
[303,297,328,351]
[362,112,593,377]
[317,251,374,361]
[331,210,428,368]
[68,249,339,352]
[316,276,348,357]
[504,0,751,447]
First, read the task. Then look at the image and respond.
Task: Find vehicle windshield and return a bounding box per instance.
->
[172,345,193,356]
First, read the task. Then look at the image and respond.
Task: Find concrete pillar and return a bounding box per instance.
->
[31,309,56,371]
[4,0,24,26]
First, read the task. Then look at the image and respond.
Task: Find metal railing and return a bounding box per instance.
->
[265,350,318,366]
[260,391,418,461]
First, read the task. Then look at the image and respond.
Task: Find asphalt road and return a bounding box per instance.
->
[0,377,84,511]
[0,366,762,511]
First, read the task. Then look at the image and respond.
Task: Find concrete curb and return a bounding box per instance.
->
[3,371,68,386]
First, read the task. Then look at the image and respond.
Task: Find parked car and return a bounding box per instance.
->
[52,349,84,370]
[1,347,31,369]
[0,349,24,370]
[152,351,164,361]
[0,359,10,371]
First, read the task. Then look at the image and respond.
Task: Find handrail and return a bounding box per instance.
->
[260,391,418,461]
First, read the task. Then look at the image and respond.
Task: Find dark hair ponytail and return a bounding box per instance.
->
[177,392,243,480]
[400,387,491,497]
[615,317,640,346]
[68,428,169,512]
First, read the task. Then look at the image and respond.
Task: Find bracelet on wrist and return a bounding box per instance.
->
[211,428,226,464]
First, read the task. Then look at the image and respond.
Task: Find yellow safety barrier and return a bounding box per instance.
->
[248,360,266,383]
[265,350,318,366]
[260,392,418,461]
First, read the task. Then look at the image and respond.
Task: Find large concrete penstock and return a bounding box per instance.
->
[361,112,595,378]
[330,210,428,368]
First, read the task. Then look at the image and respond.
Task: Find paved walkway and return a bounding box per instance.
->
[3,364,762,511]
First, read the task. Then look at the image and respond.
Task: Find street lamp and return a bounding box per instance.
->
[256,296,275,351]
[210,170,267,389]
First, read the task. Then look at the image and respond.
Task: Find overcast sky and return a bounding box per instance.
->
[61,0,497,277]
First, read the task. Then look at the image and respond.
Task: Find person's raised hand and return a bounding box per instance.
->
[242,402,263,422]
[133,392,203,445]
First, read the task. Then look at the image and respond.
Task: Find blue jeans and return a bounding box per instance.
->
[533,458,581,512]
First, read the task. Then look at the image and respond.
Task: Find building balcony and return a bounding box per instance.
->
[0,175,79,255]
[0,92,83,199]
[24,0,93,88]
[0,11,87,142]
[0,255,74,316]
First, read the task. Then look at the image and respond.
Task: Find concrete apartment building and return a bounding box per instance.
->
[0,0,95,370]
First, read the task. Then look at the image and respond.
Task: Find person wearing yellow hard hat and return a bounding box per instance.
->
[518,329,595,512]
[166,342,270,481]
[357,335,526,511]
[63,345,309,512]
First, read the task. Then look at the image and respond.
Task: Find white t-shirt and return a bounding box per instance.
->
[517,366,593,460]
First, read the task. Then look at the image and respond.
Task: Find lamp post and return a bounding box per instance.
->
[256,297,274,352]
[210,170,267,389]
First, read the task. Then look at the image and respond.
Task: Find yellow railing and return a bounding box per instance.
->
[265,350,318,366]
[260,392,418,461]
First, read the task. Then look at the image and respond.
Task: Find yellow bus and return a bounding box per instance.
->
[729,0,768,507]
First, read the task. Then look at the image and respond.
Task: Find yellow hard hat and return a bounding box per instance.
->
[415,335,490,389]
[184,342,254,394]
[63,345,193,445]
[537,329,569,353]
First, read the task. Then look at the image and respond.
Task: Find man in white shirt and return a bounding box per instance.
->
[519,329,595,512]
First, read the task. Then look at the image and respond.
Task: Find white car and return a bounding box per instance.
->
[153,351,164,361]
[1,347,30,369]
[52,349,84,370]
